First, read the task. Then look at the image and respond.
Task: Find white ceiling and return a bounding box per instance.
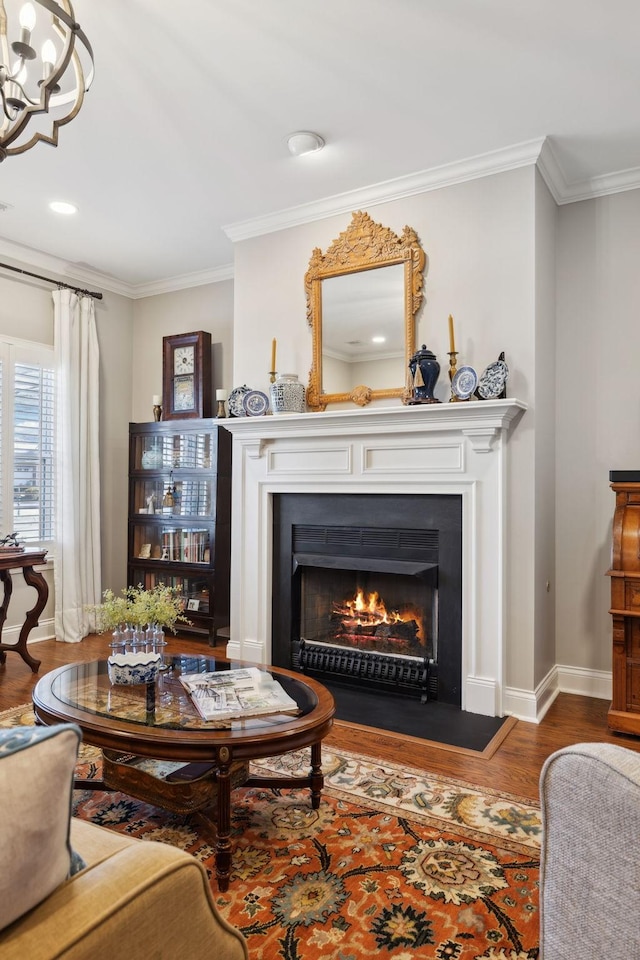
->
[1,0,640,295]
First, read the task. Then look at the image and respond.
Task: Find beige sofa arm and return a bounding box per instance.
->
[0,832,248,960]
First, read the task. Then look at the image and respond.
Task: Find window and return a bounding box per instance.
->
[0,339,55,545]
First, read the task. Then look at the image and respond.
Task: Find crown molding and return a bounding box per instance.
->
[537,137,640,204]
[223,138,548,242]
[0,235,234,299]
[535,138,566,203]
[80,263,235,300]
[225,136,640,243]
[556,165,640,204]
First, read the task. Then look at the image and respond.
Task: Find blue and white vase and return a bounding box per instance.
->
[269,374,306,415]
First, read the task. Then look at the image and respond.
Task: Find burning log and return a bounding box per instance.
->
[331,614,420,643]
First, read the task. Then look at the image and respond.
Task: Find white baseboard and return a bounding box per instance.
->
[504,664,612,724]
[2,618,55,645]
[464,676,499,716]
[225,639,265,664]
[556,664,612,701]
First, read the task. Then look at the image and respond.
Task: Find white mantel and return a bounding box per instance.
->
[224,399,526,717]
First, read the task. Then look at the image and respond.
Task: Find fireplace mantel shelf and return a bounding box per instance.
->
[223,398,526,450]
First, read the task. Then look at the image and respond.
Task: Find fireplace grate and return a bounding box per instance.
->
[297,639,432,702]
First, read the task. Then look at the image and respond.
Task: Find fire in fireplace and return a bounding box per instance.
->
[302,567,434,658]
[297,561,437,701]
[331,586,425,656]
[272,493,462,707]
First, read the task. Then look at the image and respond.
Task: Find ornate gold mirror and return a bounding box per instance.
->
[305,211,426,411]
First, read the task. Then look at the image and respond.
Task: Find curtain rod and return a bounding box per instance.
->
[0,261,104,300]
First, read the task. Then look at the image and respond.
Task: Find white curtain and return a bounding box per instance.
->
[53,289,102,642]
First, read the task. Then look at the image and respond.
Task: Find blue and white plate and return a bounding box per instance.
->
[451,365,478,400]
[477,360,509,399]
[228,385,251,417]
[243,389,270,417]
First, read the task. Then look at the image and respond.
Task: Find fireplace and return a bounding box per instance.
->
[271,493,462,705]
[223,401,526,718]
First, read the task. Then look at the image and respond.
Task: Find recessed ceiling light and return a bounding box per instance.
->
[286,131,325,157]
[372,335,386,344]
[49,200,78,215]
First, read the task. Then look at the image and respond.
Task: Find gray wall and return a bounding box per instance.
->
[556,188,640,677]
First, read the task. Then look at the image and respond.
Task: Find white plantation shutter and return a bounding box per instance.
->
[0,340,55,545]
[13,360,55,541]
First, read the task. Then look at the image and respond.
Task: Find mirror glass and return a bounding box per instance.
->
[306,211,426,411]
[321,264,405,395]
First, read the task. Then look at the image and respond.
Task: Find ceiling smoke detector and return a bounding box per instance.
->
[286,131,325,157]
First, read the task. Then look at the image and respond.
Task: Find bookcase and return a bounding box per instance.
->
[127,419,231,644]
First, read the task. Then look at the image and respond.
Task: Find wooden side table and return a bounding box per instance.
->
[0,550,48,673]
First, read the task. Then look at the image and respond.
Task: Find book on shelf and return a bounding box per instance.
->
[179,666,299,723]
[161,527,209,563]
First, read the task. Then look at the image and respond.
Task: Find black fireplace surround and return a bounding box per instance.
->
[271,493,462,705]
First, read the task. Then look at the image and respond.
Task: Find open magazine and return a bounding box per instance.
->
[179,666,300,722]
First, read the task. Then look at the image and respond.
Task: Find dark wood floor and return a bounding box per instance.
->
[2,632,637,803]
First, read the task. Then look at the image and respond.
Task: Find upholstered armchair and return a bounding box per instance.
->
[0,724,248,960]
[539,741,640,959]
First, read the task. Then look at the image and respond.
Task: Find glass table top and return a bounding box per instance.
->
[49,654,319,732]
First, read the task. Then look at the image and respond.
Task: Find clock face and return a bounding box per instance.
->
[173,375,195,411]
[173,345,195,375]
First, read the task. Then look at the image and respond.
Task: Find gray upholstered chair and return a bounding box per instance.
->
[539,741,640,959]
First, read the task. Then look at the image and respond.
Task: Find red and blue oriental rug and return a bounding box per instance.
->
[2,704,541,959]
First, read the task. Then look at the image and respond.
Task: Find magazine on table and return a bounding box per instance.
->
[179,666,300,722]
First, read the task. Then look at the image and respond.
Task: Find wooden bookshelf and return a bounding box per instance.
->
[128,419,231,644]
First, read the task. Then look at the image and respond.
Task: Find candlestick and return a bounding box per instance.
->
[448,351,461,402]
[271,338,277,373]
[152,395,162,421]
[448,314,456,355]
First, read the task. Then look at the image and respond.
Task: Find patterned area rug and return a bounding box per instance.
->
[2,704,541,959]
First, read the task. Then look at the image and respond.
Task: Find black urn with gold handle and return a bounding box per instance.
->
[408,344,441,404]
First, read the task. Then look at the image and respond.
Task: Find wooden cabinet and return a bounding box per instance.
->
[608,472,640,734]
[128,419,231,645]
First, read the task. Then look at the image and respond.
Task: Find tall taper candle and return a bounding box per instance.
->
[271,338,277,373]
[448,314,456,355]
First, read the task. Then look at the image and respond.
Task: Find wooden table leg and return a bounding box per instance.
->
[0,563,47,673]
[16,565,47,672]
[0,570,12,665]
[214,746,232,892]
[310,740,324,809]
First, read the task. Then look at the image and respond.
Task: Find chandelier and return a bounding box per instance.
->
[0,0,93,161]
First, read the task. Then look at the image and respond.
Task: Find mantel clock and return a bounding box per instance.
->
[162,331,212,420]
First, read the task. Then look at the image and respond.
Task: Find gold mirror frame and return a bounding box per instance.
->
[305,211,426,411]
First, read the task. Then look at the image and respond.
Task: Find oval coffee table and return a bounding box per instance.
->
[33,654,335,891]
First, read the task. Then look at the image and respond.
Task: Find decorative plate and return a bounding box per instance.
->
[451,365,478,400]
[242,389,269,417]
[228,384,251,417]
[477,360,509,400]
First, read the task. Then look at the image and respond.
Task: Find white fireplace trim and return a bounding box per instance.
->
[224,399,526,717]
